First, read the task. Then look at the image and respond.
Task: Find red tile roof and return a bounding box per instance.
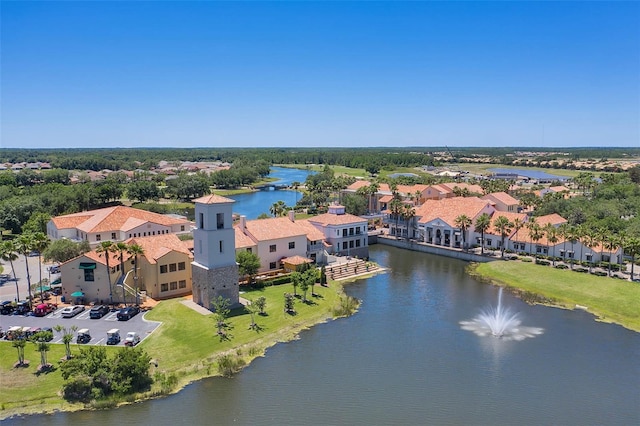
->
[308,212,366,226]
[126,234,193,264]
[52,206,189,233]
[415,197,493,227]
[193,194,235,204]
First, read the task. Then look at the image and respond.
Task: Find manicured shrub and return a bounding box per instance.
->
[521,257,533,263]
[535,259,551,266]
[554,264,569,269]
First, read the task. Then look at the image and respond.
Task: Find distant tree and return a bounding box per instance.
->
[269,200,287,217]
[211,296,232,339]
[389,199,404,238]
[22,212,51,234]
[43,238,90,264]
[32,330,53,369]
[0,240,20,301]
[284,292,296,314]
[342,193,367,216]
[254,296,267,315]
[127,180,160,203]
[290,271,301,296]
[32,232,51,300]
[15,233,36,308]
[12,332,28,366]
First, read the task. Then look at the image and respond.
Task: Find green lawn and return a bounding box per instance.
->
[0,281,349,418]
[473,261,640,332]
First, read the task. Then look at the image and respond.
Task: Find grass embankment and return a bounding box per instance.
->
[0,281,352,418]
[472,262,640,332]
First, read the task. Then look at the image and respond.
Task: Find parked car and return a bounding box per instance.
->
[61,305,85,318]
[0,301,14,315]
[33,303,58,317]
[76,328,91,344]
[5,326,24,340]
[124,331,141,346]
[89,305,110,319]
[117,306,140,321]
[106,328,121,345]
[14,301,31,315]
[48,265,60,274]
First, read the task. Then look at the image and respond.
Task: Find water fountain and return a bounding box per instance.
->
[460,287,544,341]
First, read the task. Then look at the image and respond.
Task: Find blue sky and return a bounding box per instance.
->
[1,1,638,149]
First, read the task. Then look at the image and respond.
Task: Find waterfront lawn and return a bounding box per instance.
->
[141,282,343,380]
[474,261,640,332]
[0,343,121,416]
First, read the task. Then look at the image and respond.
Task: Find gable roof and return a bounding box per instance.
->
[483,192,519,206]
[240,217,307,242]
[51,206,189,234]
[193,194,235,204]
[126,234,193,264]
[415,197,493,227]
[308,212,367,226]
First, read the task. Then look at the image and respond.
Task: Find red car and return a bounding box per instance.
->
[33,303,58,317]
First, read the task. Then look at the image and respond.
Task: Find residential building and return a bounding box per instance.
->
[481,192,520,213]
[307,204,369,259]
[47,206,191,246]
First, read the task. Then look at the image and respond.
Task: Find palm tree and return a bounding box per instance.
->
[566,225,580,270]
[603,234,619,277]
[512,217,524,253]
[493,216,513,258]
[54,324,77,360]
[526,218,541,257]
[402,204,416,239]
[15,233,36,309]
[96,241,116,307]
[544,224,559,265]
[368,181,380,213]
[558,223,570,262]
[389,199,404,238]
[623,236,640,281]
[269,200,287,217]
[0,240,20,301]
[454,214,472,250]
[32,232,50,302]
[114,242,129,305]
[474,213,492,255]
[581,229,598,272]
[127,243,145,305]
[12,332,27,366]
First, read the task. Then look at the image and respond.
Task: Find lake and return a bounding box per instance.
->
[488,168,568,181]
[10,245,640,425]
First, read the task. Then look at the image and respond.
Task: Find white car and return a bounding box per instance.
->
[124,331,141,346]
[60,305,85,318]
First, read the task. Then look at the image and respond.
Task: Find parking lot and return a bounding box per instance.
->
[0,306,161,346]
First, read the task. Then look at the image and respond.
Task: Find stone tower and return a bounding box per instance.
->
[191,194,239,310]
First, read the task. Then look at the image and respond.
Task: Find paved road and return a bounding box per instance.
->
[0,253,58,302]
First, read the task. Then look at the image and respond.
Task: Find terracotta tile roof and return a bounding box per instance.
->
[483,192,519,205]
[534,213,567,227]
[193,194,235,204]
[234,226,257,248]
[415,197,492,227]
[548,186,569,192]
[378,195,393,203]
[346,180,371,191]
[64,248,132,267]
[282,255,313,265]
[242,217,307,241]
[439,182,484,194]
[126,234,193,264]
[295,220,326,242]
[308,212,367,226]
[486,212,529,237]
[52,206,189,233]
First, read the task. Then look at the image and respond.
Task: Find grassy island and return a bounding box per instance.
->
[471,261,640,332]
[0,279,364,419]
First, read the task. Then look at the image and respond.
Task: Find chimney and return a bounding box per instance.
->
[239,215,247,230]
[288,210,295,222]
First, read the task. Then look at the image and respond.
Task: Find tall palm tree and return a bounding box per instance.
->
[581,229,598,273]
[389,199,404,238]
[512,217,524,253]
[526,218,540,256]
[566,225,580,270]
[544,224,559,265]
[0,240,20,301]
[15,233,36,309]
[623,236,640,281]
[127,243,145,305]
[454,214,472,250]
[114,242,129,305]
[558,223,569,262]
[402,204,416,239]
[96,241,116,307]
[368,181,380,213]
[493,216,513,259]
[32,232,50,301]
[602,233,619,277]
[474,213,492,255]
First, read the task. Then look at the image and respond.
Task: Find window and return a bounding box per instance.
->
[219,240,223,253]
[269,244,276,253]
[178,262,186,271]
[343,242,348,250]
[269,262,277,269]
[179,280,187,289]
[247,248,252,253]
[169,263,177,272]
[356,239,361,247]
[486,239,492,246]
[160,265,168,274]
[217,213,224,229]
[161,283,168,292]
[342,229,347,237]
[180,225,185,231]
[199,213,204,229]
[170,281,178,290]
[111,232,116,240]
[349,228,354,236]
[84,269,94,282]
[96,234,101,241]
[289,242,295,249]
[349,240,354,248]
